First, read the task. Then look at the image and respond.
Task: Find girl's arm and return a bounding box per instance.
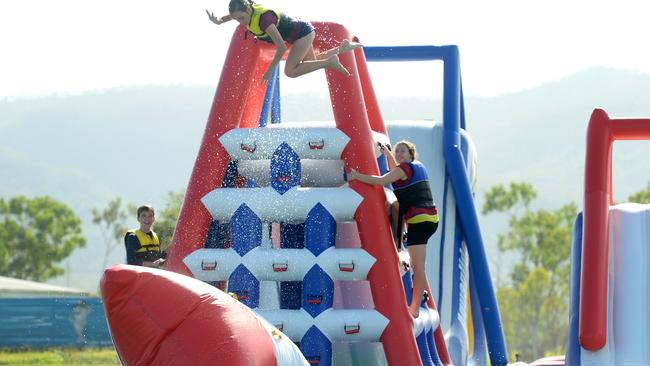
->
[380,143,398,170]
[206,10,232,25]
[348,166,406,186]
[261,24,287,81]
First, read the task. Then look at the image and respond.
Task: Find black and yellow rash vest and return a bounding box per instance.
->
[126,229,161,262]
[392,161,439,224]
[246,3,297,43]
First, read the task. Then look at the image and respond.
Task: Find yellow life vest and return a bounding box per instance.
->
[129,229,161,254]
[247,3,280,38]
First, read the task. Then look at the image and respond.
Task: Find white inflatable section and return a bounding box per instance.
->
[412,307,441,337]
[263,121,388,159]
[255,308,389,343]
[220,127,349,160]
[184,247,375,281]
[238,160,345,187]
[194,120,462,366]
[385,120,477,335]
[257,313,311,366]
[580,203,650,365]
[255,120,478,340]
[201,186,362,222]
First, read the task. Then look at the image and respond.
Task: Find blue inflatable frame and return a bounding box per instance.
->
[258,45,509,366]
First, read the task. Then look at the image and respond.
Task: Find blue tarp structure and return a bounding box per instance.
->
[0,297,112,348]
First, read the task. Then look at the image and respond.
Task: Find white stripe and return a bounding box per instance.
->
[219,127,350,160]
[201,186,362,222]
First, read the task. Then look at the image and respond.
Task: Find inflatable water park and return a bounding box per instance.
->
[100,20,650,366]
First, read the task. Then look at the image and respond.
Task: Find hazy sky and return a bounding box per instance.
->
[2,0,650,99]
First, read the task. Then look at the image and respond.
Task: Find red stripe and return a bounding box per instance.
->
[165,26,274,275]
[316,24,422,365]
[164,26,265,275]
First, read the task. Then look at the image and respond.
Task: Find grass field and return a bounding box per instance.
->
[0,348,120,366]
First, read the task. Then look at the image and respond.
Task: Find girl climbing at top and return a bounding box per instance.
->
[206,0,363,83]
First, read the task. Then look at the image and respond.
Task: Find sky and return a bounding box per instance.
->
[2,0,650,100]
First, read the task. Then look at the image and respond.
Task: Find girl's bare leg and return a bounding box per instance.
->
[315,39,364,60]
[284,32,350,77]
[407,244,429,318]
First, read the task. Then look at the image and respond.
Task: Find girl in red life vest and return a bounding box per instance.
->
[348,141,439,318]
[206,0,362,82]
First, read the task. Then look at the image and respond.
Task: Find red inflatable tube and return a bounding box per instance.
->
[101,264,283,366]
[581,108,650,350]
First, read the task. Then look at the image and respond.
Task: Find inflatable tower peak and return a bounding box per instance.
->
[161,22,441,366]
[104,20,511,366]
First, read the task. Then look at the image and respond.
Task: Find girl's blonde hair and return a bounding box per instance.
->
[395,140,417,161]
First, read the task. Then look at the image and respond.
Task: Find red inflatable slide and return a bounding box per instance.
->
[101,264,308,366]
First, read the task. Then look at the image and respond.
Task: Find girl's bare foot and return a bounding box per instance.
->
[339,39,364,53]
[327,55,350,76]
[409,307,420,319]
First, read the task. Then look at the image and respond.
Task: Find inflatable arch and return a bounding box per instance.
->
[567,109,650,365]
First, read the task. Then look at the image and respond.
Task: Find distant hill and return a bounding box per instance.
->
[466,67,650,207]
[2,67,649,291]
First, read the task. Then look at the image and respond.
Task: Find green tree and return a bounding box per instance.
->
[483,182,577,361]
[497,268,567,358]
[154,191,184,250]
[628,181,650,203]
[91,197,129,271]
[483,182,537,216]
[0,196,86,281]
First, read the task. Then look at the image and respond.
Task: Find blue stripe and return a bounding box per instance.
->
[468,263,488,366]
[416,330,435,366]
[258,67,281,127]
[460,132,469,169]
[271,67,281,123]
[565,213,584,366]
[364,46,446,62]
[440,45,508,365]
[450,210,463,319]
[437,165,450,306]
[459,79,466,130]
[450,131,470,319]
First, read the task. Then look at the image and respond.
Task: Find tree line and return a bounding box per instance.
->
[0,192,184,283]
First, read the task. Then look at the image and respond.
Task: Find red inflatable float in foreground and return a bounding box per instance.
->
[101,264,308,366]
